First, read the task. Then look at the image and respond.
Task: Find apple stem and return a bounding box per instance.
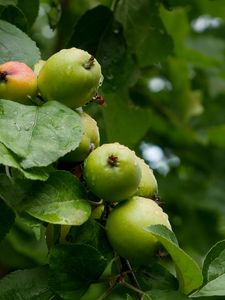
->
[83,55,95,70]
[107,155,119,167]
[0,71,8,82]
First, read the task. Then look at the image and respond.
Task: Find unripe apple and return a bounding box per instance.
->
[135,157,158,198]
[37,48,103,108]
[0,61,37,103]
[34,60,46,76]
[63,112,100,162]
[83,143,142,202]
[106,196,171,265]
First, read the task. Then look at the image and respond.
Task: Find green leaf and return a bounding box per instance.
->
[0,0,16,5]
[0,5,28,31]
[0,142,49,181]
[136,263,178,291]
[191,274,225,297]
[0,198,15,242]
[24,171,91,225]
[207,125,225,149]
[202,239,225,283]
[68,5,112,56]
[102,90,152,147]
[17,0,39,27]
[146,225,203,294]
[144,289,189,300]
[0,266,54,300]
[0,215,48,268]
[191,240,225,297]
[115,0,173,66]
[0,100,84,168]
[49,243,108,300]
[0,20,40,67]
[0,171,91,225]
[69,218,113,261]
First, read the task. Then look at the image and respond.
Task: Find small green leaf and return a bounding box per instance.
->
[0,100,84,168]
[191,240,225,297]
[0,266,54,300]
[191,274,225,297]
[0,199,15,242]
[146,225,203,294]
[0,20,40,67]
[202,239,225,283]
[0,142,49,181]
[49,243,108,300]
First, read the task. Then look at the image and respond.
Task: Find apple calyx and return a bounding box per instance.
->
[108,155,119,167]
[92,95,106,106]
[0,71,8,82]
[83,55,95,70]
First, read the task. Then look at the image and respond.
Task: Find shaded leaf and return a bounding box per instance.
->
[0,100,84,168]
[207,125,225,149]
[146,225,203,294]
[144,289,189,300]
[0,215,48,268]
[0,266,54,300]
[0,20,40,67]
[0,198,15,242]
[115,0,173,66]
[0,5,27,31]
[49,243,108,300]
[69,218,113,261]
[17,0,39,27]
[136,263,178,291]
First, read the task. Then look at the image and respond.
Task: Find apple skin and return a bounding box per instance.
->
[63,112,100,162]
[106,196,171,265]
[34,60,46,76]
[135,158,158,198]
[37,48,103,108]
[83,143,141,202]
[0,61,37,103]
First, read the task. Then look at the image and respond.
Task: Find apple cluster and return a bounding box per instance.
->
[0,48,172,266]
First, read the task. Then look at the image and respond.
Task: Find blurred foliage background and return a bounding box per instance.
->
[0,0,225,273]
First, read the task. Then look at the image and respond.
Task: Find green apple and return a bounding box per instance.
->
[106,196,171,265]
[135,157,158,198]
[37,48,103,108]
[0,61,37,103]
[83,143,141,202]
[34,59,46,76]
[63,112,100,162]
